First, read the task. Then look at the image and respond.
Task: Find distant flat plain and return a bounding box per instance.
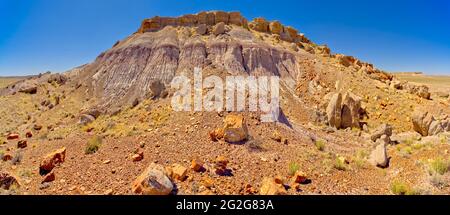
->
[393,72,450,93]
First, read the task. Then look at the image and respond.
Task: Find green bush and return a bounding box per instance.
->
[390,180,419,195]
[85,135,102,154]
[334,157,347,171]
[430,157,449,175]
[288,162,300,176]
[315,140,326,151]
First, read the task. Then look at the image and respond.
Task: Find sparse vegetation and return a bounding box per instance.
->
[315,139,326,151]
[429,157,450,175]
[390,180,419,195]
[334,157,347,171]
[288,162,300,176]
[85,135,102,154]
[354,149,369,168]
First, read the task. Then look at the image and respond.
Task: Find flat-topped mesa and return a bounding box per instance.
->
[137,11,248,33]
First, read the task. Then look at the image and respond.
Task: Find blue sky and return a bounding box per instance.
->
[0,0,449,76]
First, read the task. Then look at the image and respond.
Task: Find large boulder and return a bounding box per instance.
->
[269,21,283,35]
[428,120,444,136]
[39,147,66,175]
[341,92,362,128]
[79,114,95,125]
[412,110,434,136]
[223,114,248,143]
[326,92,343,128]
[213,22,226,35]
[131,163,174,195]
[249,17,269,32]
[17,82,37,94]
[195,24,208,35]
[369,143,389,168]
[370,124,393,142]
[404,84,431,99]
[47,73,67,85]
[0,172,20,190]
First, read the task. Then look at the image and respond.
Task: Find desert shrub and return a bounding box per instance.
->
[429,173,446,188]
[288,162,300,176]
[354,150,369,168]
[85,135,102,154]
[315,140,326,151]
[390,181,417,195]
[334,157,347,171]
[429,157,450,175]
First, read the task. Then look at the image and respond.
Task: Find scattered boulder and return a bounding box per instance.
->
[25,131,33,138]
[370,124,393,142]
[131,151,144,162]
[17,140,27,149]
[0,172,20,190]
[39,147,66,175]
[147,80,166,99]
[47,73,67,85]
[214,156,229,176]
[79,114,95,125]
[428,120,444,136]
[405,84,430,99]
[2,153,12,161]
[368,143,389,168]
[249,17,269,32]
[269,21,283,35]
[196,24,207,35]
[17,82,37,94]
[170,164,188,181]
[209,128,224,141]
[326,92,343,128]
[341,92,362,129]
[223,114,248,143]
[292,170,308,184]
[213,22,226,35]
[259,177,287,195]
[131,163,174,195]
[412,110,434,136]
[7,133,19,140]
[33,124,43,131]
[191,159,204,172]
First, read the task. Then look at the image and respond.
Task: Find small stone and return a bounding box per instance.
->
[25,131,33,138]
[191,159,204,172]
[132,152,144,162]
[171,164,188,181]
[104,189,114,195]
[102,160,111,164]
[7,133,19,140]
[260,177,287,195]
[2,153,12,161]
[17,139,27,148]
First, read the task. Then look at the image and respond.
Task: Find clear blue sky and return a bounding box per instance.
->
[1,0,449,76]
